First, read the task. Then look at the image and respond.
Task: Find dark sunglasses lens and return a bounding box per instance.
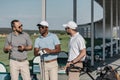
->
[38,26,45,29]
[19,24,23,28]
[65,27,70,30]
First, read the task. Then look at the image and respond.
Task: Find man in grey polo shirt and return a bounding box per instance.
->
[3,19,33,80]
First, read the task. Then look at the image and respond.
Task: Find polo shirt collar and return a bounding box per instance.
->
[71,32,79,38]
[39,32,51,38]
[12,32,23,36]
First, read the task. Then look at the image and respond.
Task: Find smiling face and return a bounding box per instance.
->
[13,21,23,34]
[65,27,72,35]
[38,26,48,36]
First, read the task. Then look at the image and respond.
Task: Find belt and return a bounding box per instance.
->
[67,61,82,64]
[10,58,27,62]
[45,59,57,63]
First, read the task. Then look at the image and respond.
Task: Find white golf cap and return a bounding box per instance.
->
[37,21,49,27]
[63,21,77,29]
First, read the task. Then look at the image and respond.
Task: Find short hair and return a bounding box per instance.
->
[11,19,19,28]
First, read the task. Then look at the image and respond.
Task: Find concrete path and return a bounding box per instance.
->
[58,54,120,80]
[35,54,120,80]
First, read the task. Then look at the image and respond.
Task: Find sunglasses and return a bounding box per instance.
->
[38,26,48,29]
[18,24,23,28]
[65,27,70,30]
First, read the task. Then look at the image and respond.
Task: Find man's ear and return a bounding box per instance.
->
[12,27,16,31]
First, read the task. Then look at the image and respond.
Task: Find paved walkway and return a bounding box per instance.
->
[35,54,120,80]
[58,54,120,80]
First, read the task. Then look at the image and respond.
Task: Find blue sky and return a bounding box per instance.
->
[0,0,103,30]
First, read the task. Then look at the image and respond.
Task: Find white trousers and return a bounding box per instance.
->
[10,59,31,80]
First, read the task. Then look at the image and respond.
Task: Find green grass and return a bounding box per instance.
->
[58,34,69,51]
[0,34,70,72]
[0,34,105,72]
[0,38,10,71]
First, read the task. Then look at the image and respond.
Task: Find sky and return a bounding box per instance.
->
[0,0,103,30]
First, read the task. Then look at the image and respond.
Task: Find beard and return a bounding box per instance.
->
[40,30,48,35]
[67,32,70,35]
[18,31,22,34]
[16,30,22,34]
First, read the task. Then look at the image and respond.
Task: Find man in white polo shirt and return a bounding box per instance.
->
[63,21,86,80]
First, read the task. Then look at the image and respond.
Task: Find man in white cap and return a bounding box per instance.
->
[34,21,61,80]
[63,21,86,80]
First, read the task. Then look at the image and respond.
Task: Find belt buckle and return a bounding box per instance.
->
[18,58,27,62]
[18,59,23,62]
[45,60,51,63]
